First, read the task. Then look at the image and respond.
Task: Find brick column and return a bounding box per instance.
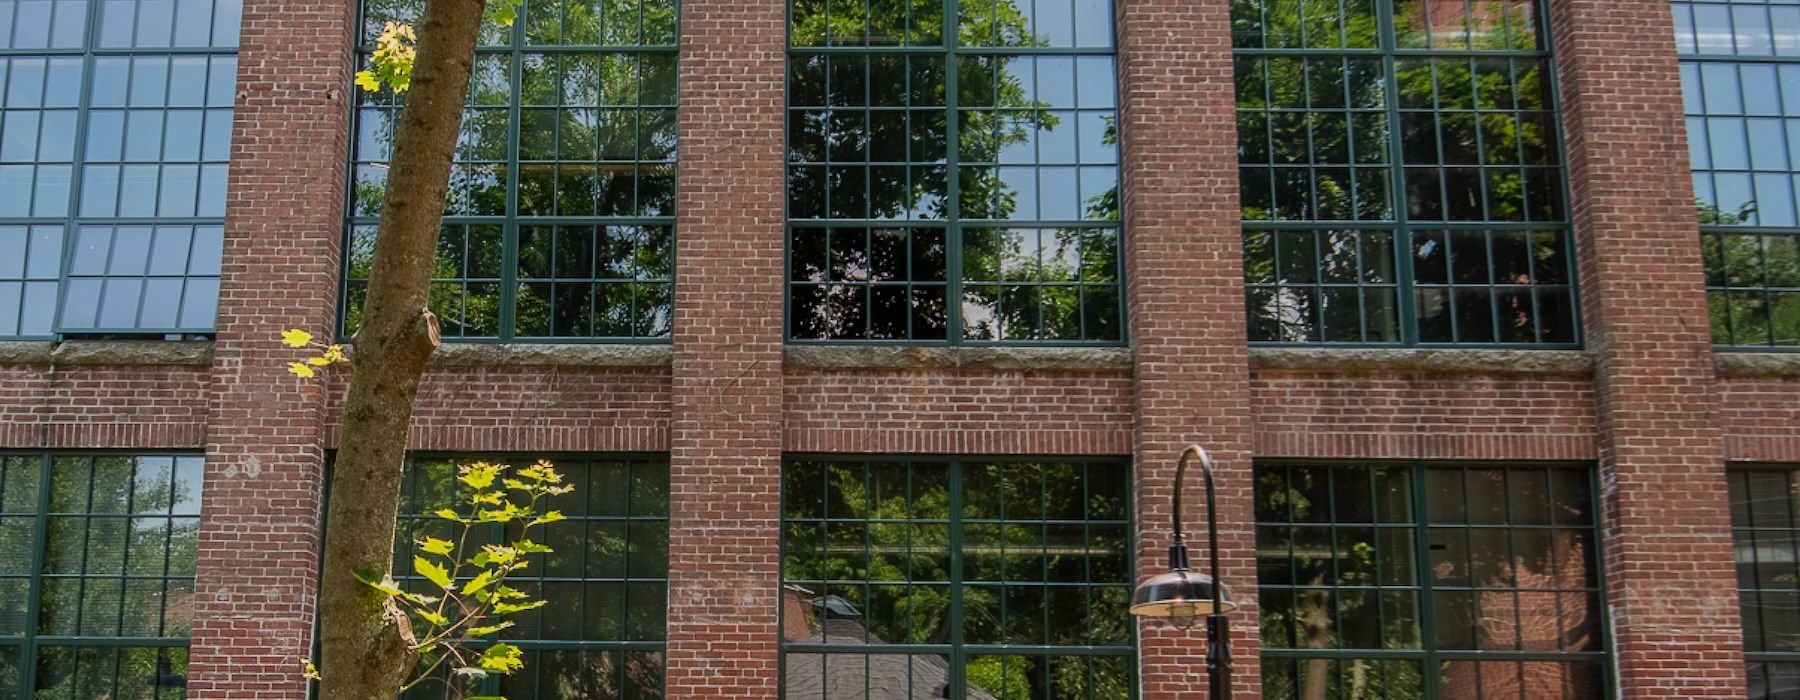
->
[663,0,788,696]
[1549,0,1746,696]
[184,0,353,694]
[1115,0,1260,697]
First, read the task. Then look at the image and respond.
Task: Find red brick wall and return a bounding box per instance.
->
[1550,0,1746,695]
[1720,376,1800,463]
[1252,371,1599,461]
[323,366,673,452]
[662,0,789,695]
[1115,0,1261,695]
[783,368,1133,454]
[0,365,209,448]
[183,0,354,690]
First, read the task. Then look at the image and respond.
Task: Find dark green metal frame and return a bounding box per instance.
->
[0,451,202,699]
[1254,460,1611,699]
[781,0,1127,346]
[777,455,1136,700]
[341,0,679,343]
[1236,0,1583,349]
[1724,463,1800,695]
[0,0,236,340]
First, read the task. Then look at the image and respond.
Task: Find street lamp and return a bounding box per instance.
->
[1129,444,1234,699]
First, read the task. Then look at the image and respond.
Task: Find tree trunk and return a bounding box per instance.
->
[315,0,486,695]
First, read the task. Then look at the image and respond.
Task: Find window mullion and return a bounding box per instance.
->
[947,457,967,698]
[1409,465,1440,699]
[944,0,963,344]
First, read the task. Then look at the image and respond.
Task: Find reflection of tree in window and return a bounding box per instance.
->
[787,0,1123,343]
[1236,0,1577,346]
[345,0,678,340]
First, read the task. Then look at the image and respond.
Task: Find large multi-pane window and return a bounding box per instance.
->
[1728,466,1800,700]
[780,458,1133,699]
[1256,463,1606,699]
[784,0,1124,343]
[0,453,203,698]
[346,0,677,341]
[1674,0,1800,347]
[394,455,668,698]
[0,0,235,337]
[1235,1,1578,346]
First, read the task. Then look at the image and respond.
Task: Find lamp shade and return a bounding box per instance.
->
[1128,570,1235,624]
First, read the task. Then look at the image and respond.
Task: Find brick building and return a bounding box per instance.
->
[0,0,1795,697]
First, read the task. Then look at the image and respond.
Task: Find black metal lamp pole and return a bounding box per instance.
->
[1128,445,1233,699]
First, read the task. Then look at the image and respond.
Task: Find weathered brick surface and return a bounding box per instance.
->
[1252,371,1599,460]
[1719,376,1800,463]
[0,365,209,448]
[1115,0,1261,696]
[182,0,354,691]
[662,0,788,696]
[1550,0,1746,695]
[783,368,1133,455]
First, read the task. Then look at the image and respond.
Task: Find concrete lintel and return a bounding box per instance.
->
[427,343,674,368]
[0,340,214,366]
[1250,347,1595,376]
[784,345,1135,371]
[1715,352,1800,378]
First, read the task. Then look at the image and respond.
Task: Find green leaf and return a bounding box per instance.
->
[434,508,467,523]
[416,609,449,627]
[462,570,497,597]
[534,510,566,525]
[354,70,382,92]
[418,536,455,557]
[466,621,514,636]
[355,568,404,596]
[414,556,454,591]
[492,599,547,615]
[477,643,525,674]
[458,462,503,490]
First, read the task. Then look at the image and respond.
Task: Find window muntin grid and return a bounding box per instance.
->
[1728,466,1800,700]
[1233,0,1578,347]
[0,0,236,338]
[394,455,669,699]
[0,453,202,699]
[1255,463,1606,699]
[345,0,677,342]
[780,458,1134,700]
[785,0,1125,345]
[1674,1,1800,347]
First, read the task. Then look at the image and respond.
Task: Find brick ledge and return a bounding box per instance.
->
[0,340,213,366]
[426,343,673,367]
[1250,347,1595,375]
[784,345,1134,371]
[1716,352,1800,378]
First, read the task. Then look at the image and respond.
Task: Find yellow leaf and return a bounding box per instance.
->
[281,329,313,348]
[306,356,332,366]
[418,536,455,556]
[323,345,347,363]
[287,362,316,379]
[355,70,382,92]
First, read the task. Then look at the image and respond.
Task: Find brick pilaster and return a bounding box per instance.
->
[184,0,353,693]
[1115,0,1261,697]
[1549,0,1746,696]
[663,0,789,696]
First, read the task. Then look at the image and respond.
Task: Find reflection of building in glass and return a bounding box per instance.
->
[0,0,1787,697]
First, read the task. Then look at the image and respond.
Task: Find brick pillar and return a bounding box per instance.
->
[184,0,353,694]
[1115,0,1260,697]
[1548,0,1746,696]
[663,0,788,696]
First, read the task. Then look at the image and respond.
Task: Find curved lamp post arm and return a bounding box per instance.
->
[1177,444,1231,700]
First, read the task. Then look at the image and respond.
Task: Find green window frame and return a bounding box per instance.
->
[1727,465,1800,700]
[1674,0,1800,348]
[1255,462,1608,699]
[0,452,204,698]
[0,0,236,338]
[1234,0,1580,347]
[784,0,1125,344]
[345,0,677,342]
[393,455,668,699]
[780,457,1134,699]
